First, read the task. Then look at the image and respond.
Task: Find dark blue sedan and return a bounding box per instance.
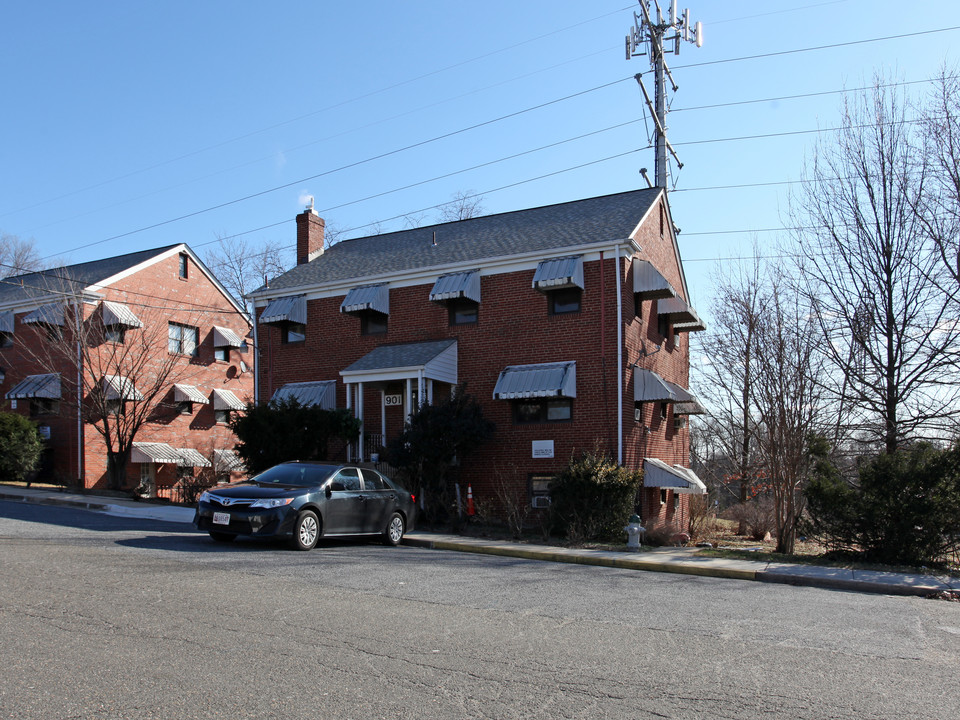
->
[194,462,417,550]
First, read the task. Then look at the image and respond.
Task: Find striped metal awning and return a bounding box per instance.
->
[663,381,706,415]
[532,255,583,291]
[429,270,481,303]
[0,311,14,334]
[633,260,677,300]
[259,295,307,325]
[22,303,64,327]
[5,373,60,399]
[658,296,706,331]
[176,448,212,467]
[214,449,245,473]
[212,388,245,411]
[131,442,182,464]
[271,380,336,409]
[634,369,676,403]
[173,384,209,404]
[493,361,576,400]
[340,284,390,315]
[103,374,143,401]
[101,301,142,328]
[212,325,244,348]
[643,458,707,494]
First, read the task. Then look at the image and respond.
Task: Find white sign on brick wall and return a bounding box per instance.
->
[384,394,403,407]
[532,440,554,459]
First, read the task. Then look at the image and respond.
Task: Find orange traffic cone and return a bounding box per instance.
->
[467,484,475,516]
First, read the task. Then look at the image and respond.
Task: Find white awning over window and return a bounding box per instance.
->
[259,295,307,325]
[533,255,584,291]
[340,284,389,315]
[643,458,707,494]
[212,325,244,348]
[634,369,676,402]
[176,448,212,467]
[214,449,245,473]
[22,303,64,327]
[271,380,336,409]
[493,361,576,400]
[663,381,706,415]
[5,373,60,399]
[0,311,14,334]
[173,384,208,404]
[101,301,142,328]
[131,442,182,464]
[633,260,677,300]
[103,374,143,401]
[211,388,245,411]
[429,270,481,303]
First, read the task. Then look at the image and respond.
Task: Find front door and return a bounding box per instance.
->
[323,468,364,534]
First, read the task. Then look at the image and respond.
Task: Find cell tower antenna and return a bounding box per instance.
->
[626,1,703,188]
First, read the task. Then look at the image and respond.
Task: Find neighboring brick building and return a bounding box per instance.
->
[250,189,706,528]
[0,245,252,495]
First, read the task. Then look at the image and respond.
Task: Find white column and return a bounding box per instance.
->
[357,381,365,461]
[345,383,353,461]
[380,390,387,438]
[427,379,434,405]
[405,378,413,423]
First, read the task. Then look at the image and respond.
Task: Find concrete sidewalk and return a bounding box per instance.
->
[2,483,958,598]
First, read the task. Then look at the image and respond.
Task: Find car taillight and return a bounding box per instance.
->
[410,494,415,503]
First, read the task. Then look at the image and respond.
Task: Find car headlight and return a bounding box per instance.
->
[250,497,295,509]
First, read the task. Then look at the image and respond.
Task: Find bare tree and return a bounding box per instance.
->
[790,76,959,453]
[752,267,828,553]
[917,67,960,300]
[694,247,766,530]
[0,233,43,277]
[18,287,210,490]
[438,190,485,222]
[203,235,291,304]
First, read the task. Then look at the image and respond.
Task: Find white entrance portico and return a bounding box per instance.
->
[339,339,458,461]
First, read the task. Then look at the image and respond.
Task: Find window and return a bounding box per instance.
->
[281,322,305,344]
[673,493,680,511]
[657,312,671,339]
[105,399,123,416]
[179,253,189,279]
[360,311,388,335]
[215,409,231,425]
[529,474,553,508]
[104,326,125,344]
[660,402,669,420]
[660,488,667,506]
[448,299,478,325]
[332,468,361,491]
[548,287,581,315]
[45,325,62,341]
[30,398,59,417]
[360,469,387,490]
[0,332,12,348]
[214,347,229,362]
[168,322,199,356]
[177,401,193,415]
[513,398,572,424]
[177,465,194,481]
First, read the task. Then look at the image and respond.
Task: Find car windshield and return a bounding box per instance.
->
[249,464,338,487]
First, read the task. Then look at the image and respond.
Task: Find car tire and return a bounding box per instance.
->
[383,512,405,546]
[291,510,320,551]
[209,531,235,543]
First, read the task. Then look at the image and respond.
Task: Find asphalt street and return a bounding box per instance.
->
[1,500,959,719]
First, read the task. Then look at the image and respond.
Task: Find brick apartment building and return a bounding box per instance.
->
[0,245,253,495]
[250,188,706,528]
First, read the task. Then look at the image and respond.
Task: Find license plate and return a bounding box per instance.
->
[213,512,230,525]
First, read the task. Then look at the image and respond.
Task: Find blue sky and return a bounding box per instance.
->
[1,0,958,312]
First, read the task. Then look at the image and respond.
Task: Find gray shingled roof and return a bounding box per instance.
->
[0,245,179,307]
[259,188,661,294]
[342,338,457,373]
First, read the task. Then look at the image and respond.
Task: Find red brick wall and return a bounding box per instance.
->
[0,249,253,490]
[258,198,698,527]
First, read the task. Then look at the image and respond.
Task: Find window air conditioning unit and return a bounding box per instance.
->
[634,407,642,422]
[531,496,552,509]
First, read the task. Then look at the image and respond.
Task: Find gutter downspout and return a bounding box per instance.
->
[614,243,624,466]
[249,298,259,404]
[76,333,84,485]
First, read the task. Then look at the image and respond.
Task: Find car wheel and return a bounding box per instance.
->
[209,531,235,543]
[383,512,405,546]
[291,510,320,551]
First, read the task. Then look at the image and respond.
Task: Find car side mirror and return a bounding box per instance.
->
[330,481,346,492]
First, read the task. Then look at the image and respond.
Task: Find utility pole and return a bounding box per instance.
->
[626,1,703,188]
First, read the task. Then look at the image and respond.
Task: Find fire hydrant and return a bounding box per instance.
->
[625,514,645,550]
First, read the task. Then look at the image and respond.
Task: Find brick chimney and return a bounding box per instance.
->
[296,199,325,265]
